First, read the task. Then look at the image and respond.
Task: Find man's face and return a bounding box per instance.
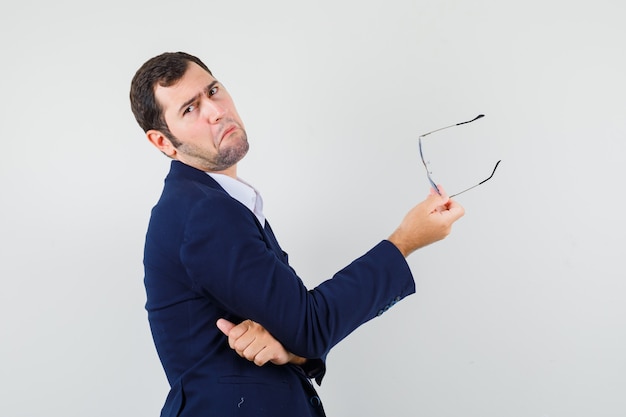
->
[150,62,248,174]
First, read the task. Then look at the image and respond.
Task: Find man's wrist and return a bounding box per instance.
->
[387,234,411,258]
[289,354,307,366]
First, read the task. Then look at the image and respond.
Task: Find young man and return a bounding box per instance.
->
[130,51,464,417]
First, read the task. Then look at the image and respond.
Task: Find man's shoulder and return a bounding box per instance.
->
[155,176,233,216]
[158,161,228,201]
[149,161,257,233]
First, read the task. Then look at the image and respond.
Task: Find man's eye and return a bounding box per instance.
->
[209,86,219,96]
[183,104,196,115]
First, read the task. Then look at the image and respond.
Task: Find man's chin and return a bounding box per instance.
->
[216,142,249,169]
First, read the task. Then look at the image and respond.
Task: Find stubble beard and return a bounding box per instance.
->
[172,129,250,172]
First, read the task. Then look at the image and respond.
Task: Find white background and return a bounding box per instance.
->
[1,1,624,416]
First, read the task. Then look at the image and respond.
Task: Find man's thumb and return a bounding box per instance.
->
[216,318,236,336]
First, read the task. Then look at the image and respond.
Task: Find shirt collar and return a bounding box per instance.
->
[206,173,265,227]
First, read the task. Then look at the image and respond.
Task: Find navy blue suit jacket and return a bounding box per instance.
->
[144,160,415,416]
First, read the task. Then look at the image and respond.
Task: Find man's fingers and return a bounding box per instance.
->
[249,345,270,366]
[446,199,466,221]
[428,184,448,199]
[217,318,254,350]
[425,185,450,212]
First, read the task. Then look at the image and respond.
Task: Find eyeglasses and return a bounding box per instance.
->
[419,114,501,198]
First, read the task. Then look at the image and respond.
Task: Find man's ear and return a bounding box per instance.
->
[146,130,177,158]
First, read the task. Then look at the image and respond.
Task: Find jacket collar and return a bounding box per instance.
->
[167,160,224,190]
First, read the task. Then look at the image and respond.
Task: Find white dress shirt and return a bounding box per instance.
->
[207,173,265,227]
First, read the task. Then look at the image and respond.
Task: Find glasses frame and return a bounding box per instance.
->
[419,114,501,198]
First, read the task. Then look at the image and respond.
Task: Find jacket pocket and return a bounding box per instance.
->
[217,375,293,416]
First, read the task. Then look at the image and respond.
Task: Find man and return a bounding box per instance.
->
[130,51,464,417]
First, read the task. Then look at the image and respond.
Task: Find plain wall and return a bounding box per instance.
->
[1,1,624,416]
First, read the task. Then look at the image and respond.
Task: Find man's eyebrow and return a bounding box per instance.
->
[177,81,219,114]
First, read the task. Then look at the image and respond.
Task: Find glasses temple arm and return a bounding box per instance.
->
[449,160,501,198]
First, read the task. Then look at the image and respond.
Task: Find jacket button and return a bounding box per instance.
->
[310,396,322,407]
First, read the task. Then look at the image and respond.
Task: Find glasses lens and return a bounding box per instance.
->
[419,115,499,197]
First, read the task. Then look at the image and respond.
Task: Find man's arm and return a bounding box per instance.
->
[218,186,464,366]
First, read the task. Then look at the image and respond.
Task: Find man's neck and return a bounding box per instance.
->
[211,165,237,179]
[175,156,238,178]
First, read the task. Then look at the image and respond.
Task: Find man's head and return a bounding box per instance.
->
[130,52,248,175]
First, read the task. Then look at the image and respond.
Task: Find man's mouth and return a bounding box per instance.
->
[223,125,237,137]
[217,125,237,145]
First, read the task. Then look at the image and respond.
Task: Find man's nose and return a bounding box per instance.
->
[202,99,226,123]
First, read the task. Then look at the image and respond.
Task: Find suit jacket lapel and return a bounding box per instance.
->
[168,160,290,266]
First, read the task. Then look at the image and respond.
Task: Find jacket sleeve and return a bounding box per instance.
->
[180,195,415,359]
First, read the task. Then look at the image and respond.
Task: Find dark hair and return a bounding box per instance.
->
[129,52,212,141]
